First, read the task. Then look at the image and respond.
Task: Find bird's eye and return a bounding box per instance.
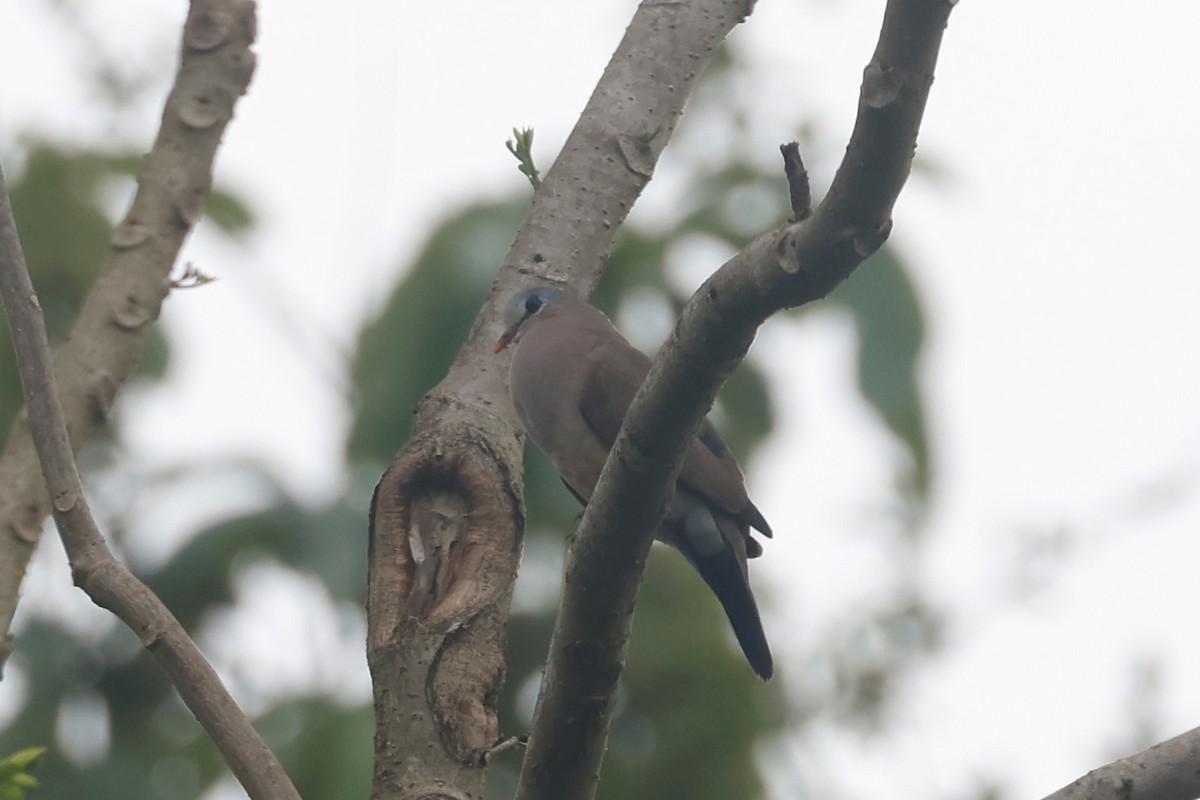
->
[524,294,544,314]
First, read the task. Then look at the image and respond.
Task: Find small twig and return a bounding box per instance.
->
[484,734,527,763]
[171,261,218,289]
[0,166,299,799]
[780,141,812,221]
[506,127,542,190]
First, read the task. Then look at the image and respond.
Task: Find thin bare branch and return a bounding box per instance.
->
[0,0,258,646]
[517,1,953,798]
[0,167,298,798]
[1040,725,1200,800]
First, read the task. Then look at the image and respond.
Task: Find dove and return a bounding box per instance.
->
[496,286,773,679]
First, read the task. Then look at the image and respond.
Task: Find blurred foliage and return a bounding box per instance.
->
[0,144,253,436]
[0,18,941,800]
[143,478,372,628]
[349,201,527,463]
[830,248,930,499]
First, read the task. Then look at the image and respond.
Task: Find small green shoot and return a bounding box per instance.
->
[506,127,541,190]
[172,262,218,289]
[0,747,46,800]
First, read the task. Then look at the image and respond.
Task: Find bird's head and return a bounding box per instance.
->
[494,286,567,352]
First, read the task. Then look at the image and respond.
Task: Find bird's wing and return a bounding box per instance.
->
[577,335,651,449]
[576,331,771,541]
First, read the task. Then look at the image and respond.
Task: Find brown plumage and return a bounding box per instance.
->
[497,287,774,679]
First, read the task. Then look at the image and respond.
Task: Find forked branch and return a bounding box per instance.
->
[515,1,954,798]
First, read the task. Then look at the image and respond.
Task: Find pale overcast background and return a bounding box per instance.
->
[3,1,1200,798]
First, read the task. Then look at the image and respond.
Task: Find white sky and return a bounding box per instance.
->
[3,1,1200,798]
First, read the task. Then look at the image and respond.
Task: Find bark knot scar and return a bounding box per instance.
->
[178,88,228,130]
[368,434,524,645]
[112,295,154,331]
[52,491,78,513]
[111,221,151,250]
[615,132,657,178]
[773,228,802,274]
[852,219,893,257]
[184,9,233,52]
[863,62,905,109]
[9,501,44,544]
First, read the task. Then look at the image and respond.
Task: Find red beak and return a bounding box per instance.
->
[495,319,523,353]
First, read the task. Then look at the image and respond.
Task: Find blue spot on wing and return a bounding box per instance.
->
[699,428,728,458]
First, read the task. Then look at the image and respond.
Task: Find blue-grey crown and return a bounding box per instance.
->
[503,285,567,327]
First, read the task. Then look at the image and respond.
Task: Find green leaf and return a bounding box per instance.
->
[203,189,255,233]
[828,247,931,500]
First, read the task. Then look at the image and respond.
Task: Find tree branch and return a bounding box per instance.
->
[368,0,757,797]
[0,0,258,649]
[781,142,813,222]
[1040,725,1200,800]
[515,1,953,798]
[0,167,298,798]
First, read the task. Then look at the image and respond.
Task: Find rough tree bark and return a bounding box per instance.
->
[0,0,259,667]
[365,1,755,798]
[1040,724,1200,800]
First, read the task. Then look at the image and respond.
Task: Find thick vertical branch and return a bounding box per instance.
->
[0,167,297,799]
[0,0,258,650]
[367,1,756,798]
[515,1,953,799]
[367,426,524,799]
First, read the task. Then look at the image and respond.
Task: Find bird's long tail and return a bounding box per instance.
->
[673,513,773,680]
